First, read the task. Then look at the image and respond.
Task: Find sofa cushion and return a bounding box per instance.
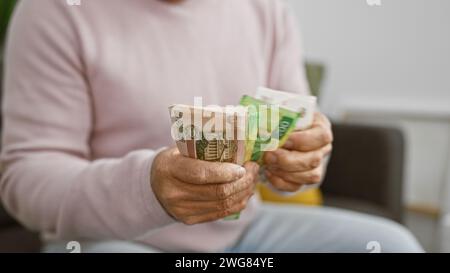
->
[0,226,41,253]
[0,205,16,227]
[324,194,396,220]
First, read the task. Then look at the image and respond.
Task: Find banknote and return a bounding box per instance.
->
[254,87,317,131]
[247,87,317,193]
[240,87,317,164]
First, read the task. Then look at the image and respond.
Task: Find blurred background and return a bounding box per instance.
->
[1,0,449,252]
[288,0,450,252]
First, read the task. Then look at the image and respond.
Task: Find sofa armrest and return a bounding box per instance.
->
[321,122,405,222]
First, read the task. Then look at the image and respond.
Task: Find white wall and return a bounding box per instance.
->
[287,0,450,116]
[286,0,450,209]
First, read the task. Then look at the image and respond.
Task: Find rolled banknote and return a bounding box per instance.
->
[169,104,250,165]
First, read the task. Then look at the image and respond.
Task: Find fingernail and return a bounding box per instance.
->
[284,140,294,149]
[236,166,246,177]
[266,153,277,164]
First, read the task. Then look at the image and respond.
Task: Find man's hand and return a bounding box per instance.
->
[263,112,333,192]
[151,147,259,225]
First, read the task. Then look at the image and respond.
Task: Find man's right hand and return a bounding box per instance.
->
[151,147,260,225]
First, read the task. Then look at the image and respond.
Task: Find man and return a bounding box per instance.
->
[1,0,422,252]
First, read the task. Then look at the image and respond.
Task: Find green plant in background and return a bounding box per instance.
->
[1,0,18,53]
[305,62,325,99]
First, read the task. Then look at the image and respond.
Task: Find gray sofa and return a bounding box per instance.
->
[322,123,404,222]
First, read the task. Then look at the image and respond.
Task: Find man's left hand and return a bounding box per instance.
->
[263,112,333,192]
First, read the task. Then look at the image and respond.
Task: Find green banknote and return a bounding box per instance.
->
[240,95,301,164]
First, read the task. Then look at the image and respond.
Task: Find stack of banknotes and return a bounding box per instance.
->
[169,87,317,219]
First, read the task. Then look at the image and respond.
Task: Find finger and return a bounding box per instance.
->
[172,154,246,184]
[209,162,258,199]
[174,162,259,201]
[172,186,255,216]
[181,197,251,225]
[243,161,260,173]
[312,112,332,128]
[267,164,324,185]
[265,144,332,172]
[264,148,323,172]
[283,113,333,152]
[243,161,260,181]
[265,171,302,192]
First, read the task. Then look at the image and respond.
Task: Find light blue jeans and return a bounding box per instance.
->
[44,204,423,253]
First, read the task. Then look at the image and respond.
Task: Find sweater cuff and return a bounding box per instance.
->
[138,148,177,228]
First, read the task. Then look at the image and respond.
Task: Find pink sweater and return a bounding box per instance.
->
[1,0,309,252]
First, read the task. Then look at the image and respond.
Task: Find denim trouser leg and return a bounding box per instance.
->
[43,204,423,253]
[226,204,423,253]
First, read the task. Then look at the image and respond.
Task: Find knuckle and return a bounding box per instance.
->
[284,180,301,192]
[208,166,222,182]
[273,178,291,192]
[244,174,254,187]
[325,143,333,154]
[238,199,248,210]
[218,198,234,211]
[215,184,230,199]
[193,168,207,183]
[282,155,296,169]
[165,188,182,203]
[268,176,280,187]
[286,186,299,192]
[245,187,255,197]
[293,133,305,147]
[296,158,309,170]
[278,183,291,192]
[323,128,333,144]
[322,147,332,158]
[301,130,312,143]
[245,176,255,187]
[285,173,297,183]
[309,171,322,183]
[275,178,286,189]
[218,209,231,218]
[310,153,323,168]
[170,206,184,218]
[182,217,197,226]
[250,162,260,173]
